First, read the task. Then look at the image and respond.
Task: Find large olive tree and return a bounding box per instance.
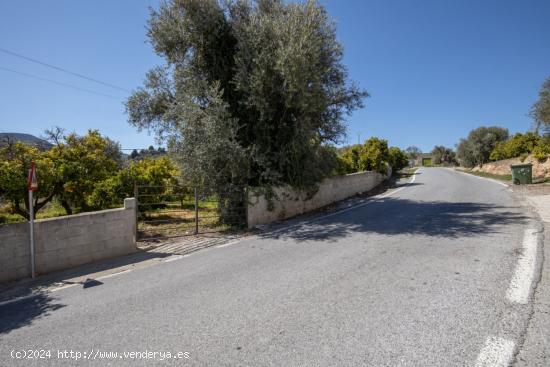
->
[456,126,509,167]
[126,0,367,191]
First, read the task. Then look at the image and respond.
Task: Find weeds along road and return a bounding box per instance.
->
[0,168,542,366]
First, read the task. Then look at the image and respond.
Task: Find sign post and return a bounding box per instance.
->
[28,162,38,279]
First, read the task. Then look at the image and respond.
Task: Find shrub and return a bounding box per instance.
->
[337,145,362,174]
[358,137,390,174]
[388,147,409,172]
[532,145,550,162]
[88,157,179,209]
[336,138,407,175]
[489,132,541,161]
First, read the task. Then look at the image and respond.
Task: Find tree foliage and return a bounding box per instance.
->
[388,147,409,171]
[0,129,181,221]
[0,142,57,219]
[129,146,167,160]
[45,129,121,214]
[337,144,362,174]
[337,137,406,174]
[430,145,456,166]
[456,126,509,167]
[89,157,179,209]
[531,76,550,134]
[532,144,550,162]
[359,137,390,174]
[489,132,541,161]
[405,146,422,159]
[126,0,367,190]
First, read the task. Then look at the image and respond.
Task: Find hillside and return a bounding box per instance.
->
[0,133,53,150]
[472,154,550,178]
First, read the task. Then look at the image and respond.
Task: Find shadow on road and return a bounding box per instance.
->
[0,250,173,334]
[0,293,65,335]
[260,197,528,242]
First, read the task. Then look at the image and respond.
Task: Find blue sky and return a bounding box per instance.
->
[0,0,549,152]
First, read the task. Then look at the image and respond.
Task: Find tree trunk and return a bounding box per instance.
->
[61,200,73,215]
[12,202,29,221]
[217,187,246,227]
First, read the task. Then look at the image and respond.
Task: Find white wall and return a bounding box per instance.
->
[247,171,386,228]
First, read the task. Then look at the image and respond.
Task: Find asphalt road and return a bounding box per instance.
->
[0,168,542,366]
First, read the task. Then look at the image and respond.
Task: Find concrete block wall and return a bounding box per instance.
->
[0,222,30,282]
[0,198,137,283]
[247,171,386,228]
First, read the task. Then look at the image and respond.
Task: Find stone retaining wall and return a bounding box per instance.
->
[247,171,386,228]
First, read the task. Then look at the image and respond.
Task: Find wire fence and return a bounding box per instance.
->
[136,185,247,241]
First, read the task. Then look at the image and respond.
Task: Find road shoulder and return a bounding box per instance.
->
[514,192,550,366]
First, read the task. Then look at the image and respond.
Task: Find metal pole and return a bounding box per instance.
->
[244,186,249,230]
[194,187,199,235]
[134,184,139,241]
[28,190,35,279]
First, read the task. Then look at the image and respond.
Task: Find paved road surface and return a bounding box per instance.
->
[0,168,542,366]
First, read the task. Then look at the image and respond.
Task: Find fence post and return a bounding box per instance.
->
[28,190,36,279]
[244,186,249,230]
[194,187,199,235]
[134,184,139,241]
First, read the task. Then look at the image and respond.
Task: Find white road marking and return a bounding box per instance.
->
[378,186,405,198]
[0,294,40,307]
[475,337,515,367]
[50,283,79,292]
[164,255,184,262]
[215,240,242,248]
[50,269,134,291]
[452,168,509,187]
[477,176,509,187]
[506,227,539,304]
[95,269,132,281]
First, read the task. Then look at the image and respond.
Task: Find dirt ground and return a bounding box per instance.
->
[473,154,550,178]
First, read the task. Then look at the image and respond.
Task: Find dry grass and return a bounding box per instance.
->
[457,169,512,182]
[137,200,240,239]
[0,201,73,225]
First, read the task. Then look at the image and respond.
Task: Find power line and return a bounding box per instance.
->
[0,47,130,93]
[0,65,123,101]
[121,148,167,151]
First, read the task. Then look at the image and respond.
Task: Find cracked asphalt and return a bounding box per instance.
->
[0,168,543,366]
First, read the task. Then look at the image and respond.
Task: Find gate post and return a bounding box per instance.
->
[244,186,249,230]
[134,184,139,241]
[194,187,199,235]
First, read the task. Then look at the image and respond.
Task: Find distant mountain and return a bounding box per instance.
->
[0,133,53,150]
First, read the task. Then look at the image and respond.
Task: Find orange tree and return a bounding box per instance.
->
[45,129,121,214]
[88,157,179,209]
[0,142,58,219]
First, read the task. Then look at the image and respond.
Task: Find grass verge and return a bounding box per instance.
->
[455,168,512,182]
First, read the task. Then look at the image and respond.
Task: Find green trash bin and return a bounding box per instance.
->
[510,163,532,185]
